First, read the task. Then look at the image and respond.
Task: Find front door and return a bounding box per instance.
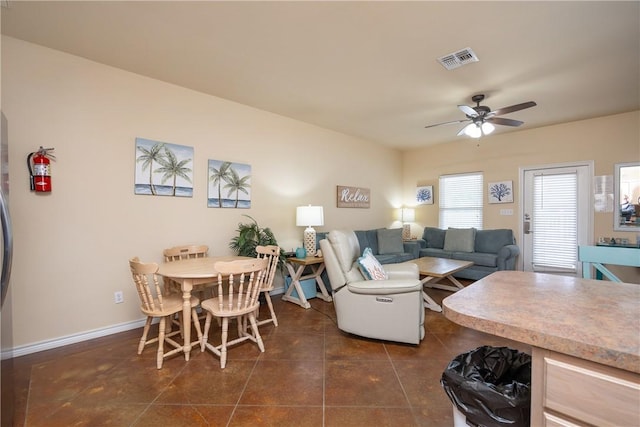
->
[521,162,592,277]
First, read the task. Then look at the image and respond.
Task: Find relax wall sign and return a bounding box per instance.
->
[337,185,370,208]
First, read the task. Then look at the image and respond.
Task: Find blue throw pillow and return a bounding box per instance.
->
[357,247,388,280]
[443,228,476,252]
[377,228,404,254]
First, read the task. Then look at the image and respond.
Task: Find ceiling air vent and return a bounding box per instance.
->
[437,47,479,70]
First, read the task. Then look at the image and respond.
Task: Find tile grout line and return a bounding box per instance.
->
[130,353,192,427]
[226,337,264,427]
[322,314,327,427]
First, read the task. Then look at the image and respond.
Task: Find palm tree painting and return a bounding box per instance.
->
[134,138,193,197]
[208,159,251,208]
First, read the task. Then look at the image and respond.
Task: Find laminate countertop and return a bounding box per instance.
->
[442,271,640,373]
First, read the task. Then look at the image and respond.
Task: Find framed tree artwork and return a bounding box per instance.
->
[416,185,434,205]
[488,180,513,203]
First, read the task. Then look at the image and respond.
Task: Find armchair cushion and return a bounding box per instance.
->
[443,228,476,253]
[347,279,423,295]
[357,247,388,280]
[377,228,404,254]
[383,262,419,280]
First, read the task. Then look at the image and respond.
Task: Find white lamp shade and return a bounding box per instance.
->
[481,121,495,135]
[463,123,482,138]
[401,208,415,222]
[296,205,324,227]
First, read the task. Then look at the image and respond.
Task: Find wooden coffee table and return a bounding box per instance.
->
[406,257,473,312]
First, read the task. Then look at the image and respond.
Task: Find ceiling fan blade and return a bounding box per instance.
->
[487,117,524,127]
[425,118,469,129]
[490,101,537,116]
[458,105,478,117]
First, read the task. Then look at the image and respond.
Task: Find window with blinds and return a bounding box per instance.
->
[532,172,578,272]
[439,172,483,229]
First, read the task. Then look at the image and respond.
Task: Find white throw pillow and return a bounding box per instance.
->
[357,247,388,280]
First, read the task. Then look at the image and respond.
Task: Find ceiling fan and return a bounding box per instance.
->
[425,94,537,138]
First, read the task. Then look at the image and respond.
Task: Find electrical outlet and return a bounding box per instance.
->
[114,291,124,304]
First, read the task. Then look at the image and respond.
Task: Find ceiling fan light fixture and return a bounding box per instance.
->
[464,123,482,138]
[481,122,495,135]
[426,94,536,139]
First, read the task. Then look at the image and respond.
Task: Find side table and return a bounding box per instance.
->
[283,256,332,309]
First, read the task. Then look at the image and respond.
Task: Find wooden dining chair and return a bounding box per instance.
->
[129,257,203,369]
[254,245,280,327]
[163,244,209,262]
[200,258,268,369]
[163,244,212,327]
[162,244,210,292]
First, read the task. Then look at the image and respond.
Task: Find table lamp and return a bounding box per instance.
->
[401,207,415,240]
[296,205,324,256]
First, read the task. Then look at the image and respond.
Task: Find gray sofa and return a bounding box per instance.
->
[353,228,420,264]
[418,227,519,280]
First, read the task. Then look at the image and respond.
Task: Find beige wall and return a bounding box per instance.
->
[402,110,640,282]
[1,37,403,351]
[2,35,639,354]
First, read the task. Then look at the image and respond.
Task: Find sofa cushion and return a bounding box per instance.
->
[419,248,452,259]
[354,229,381,255]
[377,228,404,254]
[450,251,498,268]
[475,229,515,253]
[422,227,446,249]
[443,228,476,253]
[357,247,388,280]
[315,232,329,250]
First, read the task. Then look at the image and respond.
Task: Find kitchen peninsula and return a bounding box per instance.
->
[443,271,640,426]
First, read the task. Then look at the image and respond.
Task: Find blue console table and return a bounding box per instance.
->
[579,245,640,282]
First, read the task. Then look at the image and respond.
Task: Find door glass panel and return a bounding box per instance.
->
[532,172,578,272]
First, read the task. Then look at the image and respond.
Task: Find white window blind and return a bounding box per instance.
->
[532,172,578,272]
[439,172,483,229]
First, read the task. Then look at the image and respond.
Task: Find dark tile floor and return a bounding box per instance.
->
[3,287,530,426]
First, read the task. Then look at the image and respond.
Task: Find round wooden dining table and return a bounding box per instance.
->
[156,255,252,360]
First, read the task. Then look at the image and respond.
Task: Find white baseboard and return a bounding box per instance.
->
[2,287,287,360]
[1,318,148,360]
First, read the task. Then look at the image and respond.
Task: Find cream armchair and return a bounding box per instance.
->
[319,230,425,345]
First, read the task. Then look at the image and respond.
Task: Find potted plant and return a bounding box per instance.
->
[229,215,286,268]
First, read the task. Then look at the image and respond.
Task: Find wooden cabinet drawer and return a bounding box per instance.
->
[543,354,640,426]
[543,412,582,427]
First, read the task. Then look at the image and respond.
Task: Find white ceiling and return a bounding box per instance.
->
[2,1,639,150]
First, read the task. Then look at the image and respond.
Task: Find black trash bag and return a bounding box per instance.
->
[441,346,532,427]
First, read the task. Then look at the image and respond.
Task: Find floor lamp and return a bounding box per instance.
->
[296,205,324,256]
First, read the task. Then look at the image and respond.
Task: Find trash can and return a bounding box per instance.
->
[441,345,532,427]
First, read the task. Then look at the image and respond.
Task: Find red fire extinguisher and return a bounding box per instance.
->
[27,147,55,192]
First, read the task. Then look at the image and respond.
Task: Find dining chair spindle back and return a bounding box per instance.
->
[200,258,268,369]
[255,245,280,327]
[163,244,209,262]
[163,244,212,304]
[129,257,203,369]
